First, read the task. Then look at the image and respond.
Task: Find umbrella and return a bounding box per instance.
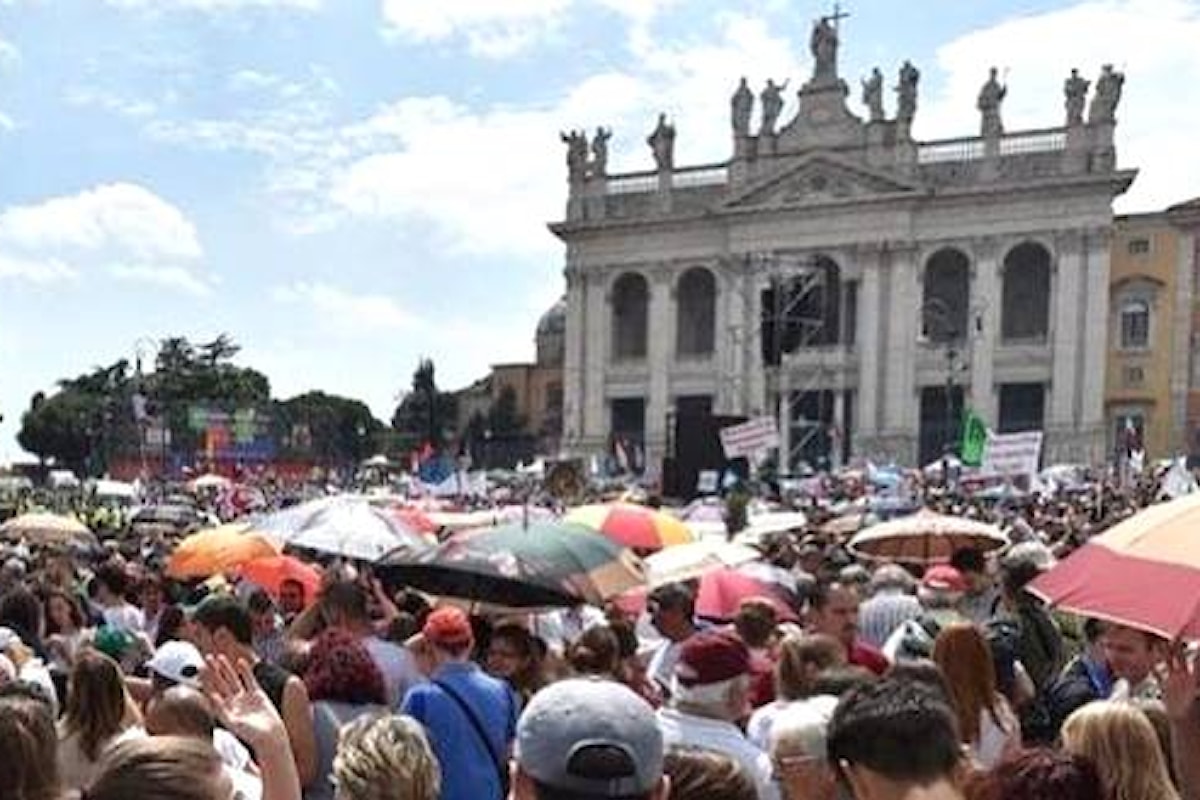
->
[258,496,432,563]
[566,503,695,552]
[167,523,282,579]
[133,504,202,528]
[644,540,761,587]
[735,510,809,545]
[379,521,646,608]
[695,567,799,622]
[1030,492,1200,640]
[387,506,441,536]
[820,512,869,538]
[848,510,1008,564]
[0,512,97,547]
[237,555,322,606]
[190,473,231,491]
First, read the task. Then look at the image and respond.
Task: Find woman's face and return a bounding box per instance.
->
[48,596,75,630]
[486,637,528,679]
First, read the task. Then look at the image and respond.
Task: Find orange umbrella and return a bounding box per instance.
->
[237,555,321,606]
[167,523,281,580]
[566,503,695,552]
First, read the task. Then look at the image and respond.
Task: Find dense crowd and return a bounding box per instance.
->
[0,468,1196,800]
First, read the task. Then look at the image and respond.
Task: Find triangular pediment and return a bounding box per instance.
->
[724,153,924,210]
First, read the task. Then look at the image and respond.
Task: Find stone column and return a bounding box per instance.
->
[881,244,919,463]
[1050,232,1084,431]
[562,266,586,451]
[970,238,1001,425]
[778,369,792,474]
[582,271,608,446]
[644,265,674,467]
[1172,229,1198,449]
[856,246,884,452]
[719,261,745,416]
[745,259,768,417]
[1080,227,1113,460]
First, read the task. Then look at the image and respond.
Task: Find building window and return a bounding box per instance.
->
[1124,366,1145,387]
[1119,299,1150,349]
[1127,238,1151,256]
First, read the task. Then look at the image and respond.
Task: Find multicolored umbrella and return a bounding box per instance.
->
[0,512,97,547]
[566,503,695,552]
[644,540,761,587]
[1030,492,1200,640]
[167,522,282,579]
[848,509,1007,564]
[257,496,432,562]
[237,555,322,607]
[379,521,646,608]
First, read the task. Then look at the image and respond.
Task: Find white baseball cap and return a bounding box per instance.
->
[146,640,204,687]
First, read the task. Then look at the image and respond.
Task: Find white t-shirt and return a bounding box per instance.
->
[102,603,145,634]
[657,708,780,800]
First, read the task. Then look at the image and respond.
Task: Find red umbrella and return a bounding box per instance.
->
[696,567,798,623]
[237,555,322,607]
[390,506,441,536]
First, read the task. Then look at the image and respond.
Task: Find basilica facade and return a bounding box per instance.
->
[552,19,1135,472]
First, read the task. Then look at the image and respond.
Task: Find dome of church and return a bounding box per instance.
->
[537,296,567,336]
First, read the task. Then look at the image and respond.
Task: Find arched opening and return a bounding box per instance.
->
[1119,298,1150,349]
[761,255,842,364]
[922,248,970,342]
[676,267,717,357]
[611,272,649,360]
[1001,242,1051,341]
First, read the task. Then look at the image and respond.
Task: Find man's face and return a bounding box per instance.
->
[648,601,684,638]
[813,587,859,647]
[1103,626,1158,684]
[279,581,305,614]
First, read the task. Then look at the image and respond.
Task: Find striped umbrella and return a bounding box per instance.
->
[1030,492,1200,640]
[379,521,646,608]
[566,503,695,552]
[0,512,97,547]
[848,510,1007,564]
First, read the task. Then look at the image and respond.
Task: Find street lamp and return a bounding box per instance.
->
[921,299,964,486]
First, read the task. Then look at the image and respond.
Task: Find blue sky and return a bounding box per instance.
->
[1,0,1198,462]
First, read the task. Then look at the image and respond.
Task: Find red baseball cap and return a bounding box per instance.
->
[922,564,968,593]
[422,607,474,649]
[675,631,750,687]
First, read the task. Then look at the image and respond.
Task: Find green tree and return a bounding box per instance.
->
[487,385,526,436]
[277,391,383,464]
[391,359,457,451]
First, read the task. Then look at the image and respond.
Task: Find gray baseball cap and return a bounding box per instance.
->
[515,678,664,797]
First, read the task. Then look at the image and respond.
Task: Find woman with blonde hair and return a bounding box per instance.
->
[332,712,440,800]
[57,649,143,790]
[931,622,1020,768]
[1063,701,1180,800]
[746,632,844,749]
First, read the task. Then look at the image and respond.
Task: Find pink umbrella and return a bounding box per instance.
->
[696,567,799,622]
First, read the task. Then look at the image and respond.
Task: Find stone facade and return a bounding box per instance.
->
[551,21,1135,472]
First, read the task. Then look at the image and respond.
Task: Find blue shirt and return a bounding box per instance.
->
[401,661,519,800]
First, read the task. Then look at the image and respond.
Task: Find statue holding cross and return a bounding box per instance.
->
[810,3,848,84]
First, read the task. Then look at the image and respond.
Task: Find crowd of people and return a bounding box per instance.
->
[0,465,1196,800]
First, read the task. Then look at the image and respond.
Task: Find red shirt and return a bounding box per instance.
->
[848,640,890,676]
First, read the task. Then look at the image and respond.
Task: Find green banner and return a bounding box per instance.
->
[960,408,988,467]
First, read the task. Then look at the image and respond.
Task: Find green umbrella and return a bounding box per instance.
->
[379,521,646,608]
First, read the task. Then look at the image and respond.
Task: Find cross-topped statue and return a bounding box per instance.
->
[810,4,848,84]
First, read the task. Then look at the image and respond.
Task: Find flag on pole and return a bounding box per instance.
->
[960,409,988,467]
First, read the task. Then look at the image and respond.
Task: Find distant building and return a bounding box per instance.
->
[552,18,1134,471]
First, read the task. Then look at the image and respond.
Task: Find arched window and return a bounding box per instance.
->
[1001,242,1052,341]
[1119,299,1150,349]
[611,272,649,360]
[921,248,970,342]
[676,267,716,357]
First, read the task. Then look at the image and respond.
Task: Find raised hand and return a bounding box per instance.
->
[202,654,289,753]
[1161,642,1199,722]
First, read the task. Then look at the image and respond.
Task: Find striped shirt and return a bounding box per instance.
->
[859,591,923,649]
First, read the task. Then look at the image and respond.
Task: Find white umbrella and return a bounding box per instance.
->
[645,540,761,587]
[735,510,809,544]
[259,496,431,562]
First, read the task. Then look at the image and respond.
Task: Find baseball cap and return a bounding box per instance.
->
[921,564,968,593]
[422,607,473,649]
[674,630,750,687]
[93,625,135,660]
[516,678,664,798]
[147,640,204,688]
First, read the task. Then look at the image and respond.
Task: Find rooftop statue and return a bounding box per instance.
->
[1064,68,1090,127]
[977,66,1007,138]
[560,129,588,183]
[590,127,611,178]
[1088,64,1125,124]
[862,67,884,122]
[731,77,753,137]
[759,79,789,137]
[647,113,676,172]
[895,60,920,124]
[810,15,839,84]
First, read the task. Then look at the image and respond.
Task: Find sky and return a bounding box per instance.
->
[1,0,1198,463]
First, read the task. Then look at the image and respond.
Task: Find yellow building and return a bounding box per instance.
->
[1106,211,1193,458]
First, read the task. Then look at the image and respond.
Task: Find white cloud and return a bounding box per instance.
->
[0,183,210,292]
[105,0,323,11]
[917,0,1200,211]
[272,281,421,333]
[108,263,214,296]
[0,183,202,261]
[65,87,158,119]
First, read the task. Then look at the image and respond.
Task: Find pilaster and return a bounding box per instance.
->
[881,243,919,463]
[1050,231,1083,428]
[644,265,674,466]
[970,237,1001,425]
